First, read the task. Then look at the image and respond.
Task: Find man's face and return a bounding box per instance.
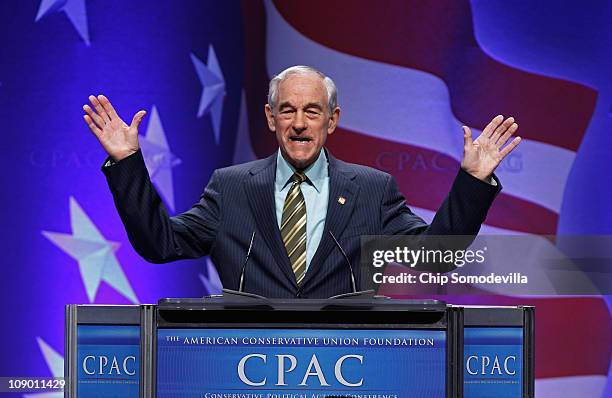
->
[265,73,340,169]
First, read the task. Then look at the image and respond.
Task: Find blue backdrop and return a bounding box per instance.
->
[0,1,609,397]
[0,0,243,384]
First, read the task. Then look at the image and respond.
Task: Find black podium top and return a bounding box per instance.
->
[159,295,446,311]
[156,295,450,329]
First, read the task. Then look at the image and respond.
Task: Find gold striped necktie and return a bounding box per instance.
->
[281,171,307,285]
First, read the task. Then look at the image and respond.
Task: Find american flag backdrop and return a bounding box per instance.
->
[241,1,612,396]
[0,1,610,397]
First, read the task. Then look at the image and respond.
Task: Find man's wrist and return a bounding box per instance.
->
[110,148,138,162]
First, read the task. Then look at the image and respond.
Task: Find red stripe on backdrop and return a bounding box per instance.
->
[272,0,596,152]
[328,127,558,234]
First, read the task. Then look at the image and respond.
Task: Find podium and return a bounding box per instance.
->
[65,297,533,398]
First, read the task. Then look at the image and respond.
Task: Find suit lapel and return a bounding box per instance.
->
[244,154,298,289]
[301,153,359,287]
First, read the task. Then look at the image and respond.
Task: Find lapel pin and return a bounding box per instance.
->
[338,196,346,205]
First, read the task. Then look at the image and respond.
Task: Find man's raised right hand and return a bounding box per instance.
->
[82,95,147,162]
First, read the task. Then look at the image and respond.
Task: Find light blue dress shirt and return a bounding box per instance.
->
[275,149,329,270]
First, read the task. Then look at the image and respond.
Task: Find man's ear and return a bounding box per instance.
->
[264,104,276,132]
[327,106,341,135]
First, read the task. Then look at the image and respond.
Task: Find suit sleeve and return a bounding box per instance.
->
[102,150,221,263]
[380,169,500,272]
[426,169,501,235]
[380,168,500,235]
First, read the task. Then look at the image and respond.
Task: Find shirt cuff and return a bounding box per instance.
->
[101,150,141,169]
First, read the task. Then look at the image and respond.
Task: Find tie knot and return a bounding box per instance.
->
[291,171,306,184]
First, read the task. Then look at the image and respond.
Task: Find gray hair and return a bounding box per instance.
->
[267,65,338,115]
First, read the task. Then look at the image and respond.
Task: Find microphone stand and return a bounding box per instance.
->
[327,230,377,299]
[218,230,381,301]
[221,231,268,301]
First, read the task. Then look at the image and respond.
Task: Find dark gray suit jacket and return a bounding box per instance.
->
[103,149,500,298]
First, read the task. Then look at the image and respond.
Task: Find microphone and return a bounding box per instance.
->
[329,230,358,293]
[220,231,267,301]
[239,231,256,292]
[328,230,376,299]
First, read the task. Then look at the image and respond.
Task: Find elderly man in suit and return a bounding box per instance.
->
[82,65,520,298]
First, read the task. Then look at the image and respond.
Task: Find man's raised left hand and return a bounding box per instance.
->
[461,115,521,181]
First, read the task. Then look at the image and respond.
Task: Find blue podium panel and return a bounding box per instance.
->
[157,328,446,398]
[461,305,535,397]
[463,327,523,397]
[76,325,140,398]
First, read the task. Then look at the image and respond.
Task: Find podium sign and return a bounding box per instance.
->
[157,328,446,397]
[77,325,140,398]
[462,306,534,398]
[65,305,142,398]
[464,327,523,397]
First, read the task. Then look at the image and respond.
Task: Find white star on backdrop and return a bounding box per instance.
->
[191,45,226,144]
[42,197,138,304]
[35,0,90,45]
[139,105,182,213]
[199,257,222,295]
[23,338,64,398]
